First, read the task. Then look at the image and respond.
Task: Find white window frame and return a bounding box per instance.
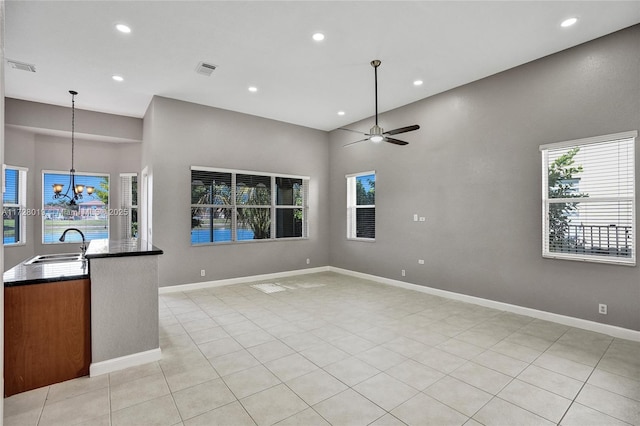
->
[41,170,110,244]
[3,164,28,246]
[346,170,376,241]
[540,131,636,265]
[190,166,310,245]
[120,173,138,239]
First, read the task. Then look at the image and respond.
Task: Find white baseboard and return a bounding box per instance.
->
[90,348,162,377]
[159,266,330,294]
[156,265,639,342]
[329,267,640,342]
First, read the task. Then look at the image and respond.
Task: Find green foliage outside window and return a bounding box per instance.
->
[547,147,588,251]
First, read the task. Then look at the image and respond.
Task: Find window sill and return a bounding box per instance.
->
[347,237,376,243]
[543,253,635,266]
[192,237,309,247]
[4,242,27,248]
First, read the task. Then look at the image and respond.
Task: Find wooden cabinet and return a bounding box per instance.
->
[4,279,91,397]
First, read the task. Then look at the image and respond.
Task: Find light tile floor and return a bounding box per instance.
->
[4,272,640,426]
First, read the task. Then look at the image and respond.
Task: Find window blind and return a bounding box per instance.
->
[3,166,27,245]
[190,167,309,245]
[347,171,375,240]
[541,132,635,264]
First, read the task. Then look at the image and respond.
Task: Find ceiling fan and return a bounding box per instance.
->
[340,59,420,147]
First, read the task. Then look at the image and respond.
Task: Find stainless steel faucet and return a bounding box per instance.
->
[59,228,87,257]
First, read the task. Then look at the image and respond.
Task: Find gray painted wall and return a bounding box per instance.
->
[6,98,142,143]
[90,255,159,362]
[328,25,640,331]
[3,26,638,333]
[4,99,142,269]
[142,97,330,287]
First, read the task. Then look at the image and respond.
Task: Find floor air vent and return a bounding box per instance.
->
[250,283,286,294]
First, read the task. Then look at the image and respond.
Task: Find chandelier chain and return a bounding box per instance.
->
[71,91,75,171]
[50,89,95,206]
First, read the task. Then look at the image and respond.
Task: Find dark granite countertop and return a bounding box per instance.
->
[85,238,163,259]
[4,239,162,287]
[4,258,89,287]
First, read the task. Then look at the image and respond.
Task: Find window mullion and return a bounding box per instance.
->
[271,176,276,240]
[232,173,237,242]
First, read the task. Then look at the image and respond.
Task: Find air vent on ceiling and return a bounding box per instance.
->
[196,61,217,77]
[7,59,36,72]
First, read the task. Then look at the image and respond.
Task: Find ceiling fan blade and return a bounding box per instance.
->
[384,137,409,146]
[338,127,365,135]
[384,125,420,136]
[343,138,369,147]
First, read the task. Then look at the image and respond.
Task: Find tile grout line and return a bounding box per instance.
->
[246,281,518,424]
[213,283,388,424]
[498,325,573,425]
[107,374,113,426]
[456,321,573,425]
[173,286,303,425]
[35,386,50,426]
[158,275,636,426]
[555,337,619,426]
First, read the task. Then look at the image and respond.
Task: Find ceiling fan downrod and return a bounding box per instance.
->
[372,59,381,127]
[370,60,383,140]
[340,59,420,147]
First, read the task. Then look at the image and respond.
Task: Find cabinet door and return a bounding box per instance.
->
[4,279,91,397]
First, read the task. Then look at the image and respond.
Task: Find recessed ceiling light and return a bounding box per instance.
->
[413,80,423,86]
[337,111,345,116]
[248,86,258,92]
[312,33,325,41]
[115,24,131,33]
[112,75,124,82]
[561,17,578,27]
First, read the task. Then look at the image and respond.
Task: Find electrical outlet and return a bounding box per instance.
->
[419,217,426,222]
[200,269,206,277]
[413,214,418,222]
[306,258,310,265]
[599,304,607,315]
[401,269,406,277]
[418,259,425,264]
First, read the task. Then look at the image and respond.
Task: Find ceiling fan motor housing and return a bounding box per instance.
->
[369,124,383,135]
[368,124,384,142]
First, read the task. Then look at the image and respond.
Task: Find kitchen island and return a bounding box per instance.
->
[3,238,163,396]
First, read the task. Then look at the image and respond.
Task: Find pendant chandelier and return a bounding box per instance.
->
[52,90,94,205]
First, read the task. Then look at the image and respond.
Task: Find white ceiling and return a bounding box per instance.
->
[4,1,640,131]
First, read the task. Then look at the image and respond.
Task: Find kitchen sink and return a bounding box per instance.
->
[24,253,84,265]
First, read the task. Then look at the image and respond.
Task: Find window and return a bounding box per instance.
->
[347,171,375,240]
[190,167,309,245]
[120,173,138,239]
[42,171,110,243]
[275,177,306,238]
[3,165,28,245]
[540,131,636,265]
